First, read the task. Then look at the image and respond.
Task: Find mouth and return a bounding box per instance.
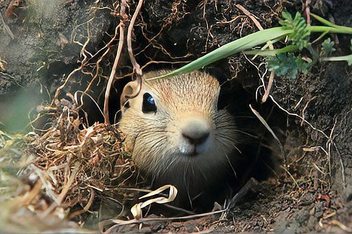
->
[179,144,203,157]
[180,149,199,157]
[178,137,211,157]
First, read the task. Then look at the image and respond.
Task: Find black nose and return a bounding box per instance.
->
[182,130,210,145]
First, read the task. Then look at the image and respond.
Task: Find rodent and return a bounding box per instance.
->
[119,70,277,210]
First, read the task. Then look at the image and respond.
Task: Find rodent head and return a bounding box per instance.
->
[119,70,237,192]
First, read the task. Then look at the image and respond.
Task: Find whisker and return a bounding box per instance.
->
[214,123,237,128]
[233,116,257,119]
[232,130,259,139]
[197,165,208,183]
[215,137,242,155]
[184,161,193,208]
[224,152,238,179]
[158,151,179,176]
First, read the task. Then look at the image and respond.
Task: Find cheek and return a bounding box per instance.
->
[119,109,141,149]
[214,112,237,150]
[165,123,181,149]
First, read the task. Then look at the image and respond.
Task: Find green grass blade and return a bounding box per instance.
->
[148,27,292,80]
[243,45,298,56]
[310,13,336,27]
[308,25,352,34]
[310,13,352,33]
[322,54,352,65]
[147,14,352,81]
[307,24,352,34]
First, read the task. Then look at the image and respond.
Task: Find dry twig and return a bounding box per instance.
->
[103,1,128,124]
[127,0,143,77]
[236,4,275,103]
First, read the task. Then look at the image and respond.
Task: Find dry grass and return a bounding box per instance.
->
[0,96,147,232]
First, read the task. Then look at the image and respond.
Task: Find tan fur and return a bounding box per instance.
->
[119,70,238,201]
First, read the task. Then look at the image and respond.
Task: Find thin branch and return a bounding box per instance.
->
[249,104,284,156]
[269,95,329,139]
[105,209,225,230]
[235,4,276,103]
[103,1,128,124]
[127,0,144,77]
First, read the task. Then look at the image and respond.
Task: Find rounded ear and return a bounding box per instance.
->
[120,79,142,111]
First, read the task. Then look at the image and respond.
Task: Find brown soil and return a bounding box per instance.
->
[0,0,351,232]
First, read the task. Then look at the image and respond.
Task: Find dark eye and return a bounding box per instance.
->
[142,93,157,113]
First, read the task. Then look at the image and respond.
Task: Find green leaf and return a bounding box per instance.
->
[149,12,352,81]
[310,13,352,34]
[244,45,298,56]
[267,53,311,79]
[322,54,352,65]
[310,13,336,27]
[280,11,310,50]
[321,38,336,56]
[148,27,292,80]
[310,13,352,33]
[308,25,352,34]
